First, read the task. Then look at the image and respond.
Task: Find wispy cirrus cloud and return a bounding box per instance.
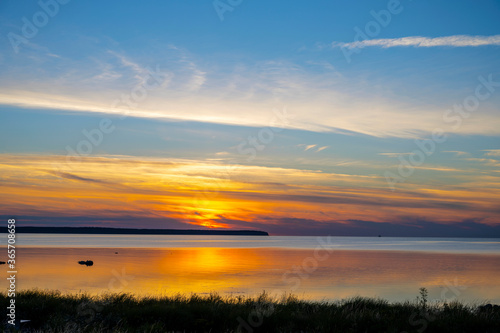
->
[298,144,329,152]
[333,35,500,49]
[378,152,413,157]
[483,149,500,157]
[443,151,468,157]
[2,41,500,139]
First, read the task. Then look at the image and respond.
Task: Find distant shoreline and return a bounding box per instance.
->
[0,226,269,236]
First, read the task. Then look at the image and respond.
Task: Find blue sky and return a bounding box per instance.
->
[0,0,499,235]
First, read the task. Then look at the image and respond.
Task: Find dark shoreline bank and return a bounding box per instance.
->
[0,226,269,236]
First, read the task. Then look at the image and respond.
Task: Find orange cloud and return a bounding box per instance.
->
[0,154,499,231]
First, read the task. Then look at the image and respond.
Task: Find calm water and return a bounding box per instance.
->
[2,234,500,303]
[12,234,500,253]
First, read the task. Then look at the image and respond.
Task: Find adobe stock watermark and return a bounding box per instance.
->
[193,106,294,209]
[66,266,134,330]
[213,0,243,21]
[7,0,71,54]
[237,107,294,162]
[401,278,467,333]
[236,236,336,333]
[385,74,500,191]
[52,64,169,178]
[339,0,415,64]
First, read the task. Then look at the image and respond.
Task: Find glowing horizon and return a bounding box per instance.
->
[1,0,499,236]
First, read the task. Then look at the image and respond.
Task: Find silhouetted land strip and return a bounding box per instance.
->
[1,290,499,332]
[0,226,269,236]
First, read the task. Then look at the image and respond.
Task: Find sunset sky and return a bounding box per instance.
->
[1,0,499,236]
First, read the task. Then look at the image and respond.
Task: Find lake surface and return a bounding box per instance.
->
[2,234,500,303]
[11,234,500,253]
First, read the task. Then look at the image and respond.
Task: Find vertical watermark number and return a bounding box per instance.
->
[7,218,17,326]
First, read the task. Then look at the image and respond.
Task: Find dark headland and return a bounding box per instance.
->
[0,226,269,236]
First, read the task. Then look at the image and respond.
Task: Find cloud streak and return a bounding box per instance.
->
[1,154,500,232]
[483,149,500,157]
[48,171,110,184]
[334,35,500,49]
[2,42,500,139]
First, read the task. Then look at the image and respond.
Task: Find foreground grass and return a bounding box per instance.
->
[1,290,499,332]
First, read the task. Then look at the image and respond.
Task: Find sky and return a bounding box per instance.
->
[0,0,499,236]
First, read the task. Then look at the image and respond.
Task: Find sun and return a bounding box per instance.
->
[179,199,234,228]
